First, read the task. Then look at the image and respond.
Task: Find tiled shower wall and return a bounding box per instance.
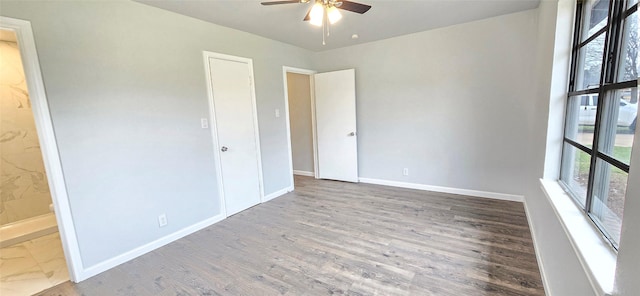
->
[0,39,52,225]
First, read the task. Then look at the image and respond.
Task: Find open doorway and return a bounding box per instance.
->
[283,67,317,186]
[0,27,68,294]
[0,17,79,293]
[283,67,360,187]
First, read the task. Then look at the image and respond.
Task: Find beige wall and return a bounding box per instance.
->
[286,72,314,174]
[0,35,52,225]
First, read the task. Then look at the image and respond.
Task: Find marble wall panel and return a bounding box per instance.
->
[0,40,52,225]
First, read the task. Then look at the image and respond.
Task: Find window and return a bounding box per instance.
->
[560,0,638,249]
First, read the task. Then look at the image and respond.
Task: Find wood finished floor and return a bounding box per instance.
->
[38,176,544,296]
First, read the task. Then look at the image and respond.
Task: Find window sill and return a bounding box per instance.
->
[539,179,616,296]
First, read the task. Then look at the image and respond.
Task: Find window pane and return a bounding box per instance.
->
[617,11,638,82]
[628,0,638,8]
[566,95,598,145]
[581,0,609,42]
[590,158,627,245]
[560,143,591,206]
[597,88,637,165]
[576,33,606,90]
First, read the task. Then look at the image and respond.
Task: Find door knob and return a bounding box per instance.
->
[221,146,228,152]
[348,132,356,136]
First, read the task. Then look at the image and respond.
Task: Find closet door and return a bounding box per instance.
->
[206,54,263,216]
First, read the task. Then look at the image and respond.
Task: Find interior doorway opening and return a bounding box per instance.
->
[283,67,360,188]
[283,67,318,187]
[1,14,81,289]
[0,28,57,242]
[0,27,70,294]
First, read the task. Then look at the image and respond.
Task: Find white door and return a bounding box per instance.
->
[314,69,358,182]
[207,54,262,216]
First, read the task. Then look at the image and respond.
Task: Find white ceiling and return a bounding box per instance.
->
[135,0,541,52]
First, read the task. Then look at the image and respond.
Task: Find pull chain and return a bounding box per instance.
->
[322,23,326,45]
[326,7,331,37]
[322,6,329,45]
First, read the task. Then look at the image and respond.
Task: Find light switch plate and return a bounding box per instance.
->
[275,109,280,118]
[201,118,209,129]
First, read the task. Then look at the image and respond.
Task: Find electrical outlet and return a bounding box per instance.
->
[275,109,280,118]
[403,168,409,176]
[201,118,208,129]
[158,214,168,227]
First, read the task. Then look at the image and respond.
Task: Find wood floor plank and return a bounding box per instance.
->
[37,176,544,296]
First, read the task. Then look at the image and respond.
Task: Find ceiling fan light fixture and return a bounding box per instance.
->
[261,0,372,45]
[309,2,324,27]
[327,6,342,24]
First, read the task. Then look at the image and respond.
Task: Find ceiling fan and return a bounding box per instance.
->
[261,0,372,45]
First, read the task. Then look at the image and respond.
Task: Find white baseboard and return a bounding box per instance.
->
[77,213,225,281]
[358,177,524,202]
[264,186,293,202]
[74,179,521,282]
[78,185,294,282]
[293,170,314,177]
[523,198,552,296]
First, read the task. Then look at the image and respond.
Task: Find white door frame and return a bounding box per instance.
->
[0,17,82,282]
[282,66,319,184]
[203,51,265,217]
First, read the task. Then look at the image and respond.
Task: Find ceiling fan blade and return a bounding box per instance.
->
[303,7,312,21]
[261,0,301,5]
[336,1,371,14]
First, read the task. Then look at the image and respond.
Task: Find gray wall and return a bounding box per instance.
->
[312,10,538,196]
[0,0,312,267]
[4,0,639,292]
[286,72,314,173]
[310,4,613,294]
